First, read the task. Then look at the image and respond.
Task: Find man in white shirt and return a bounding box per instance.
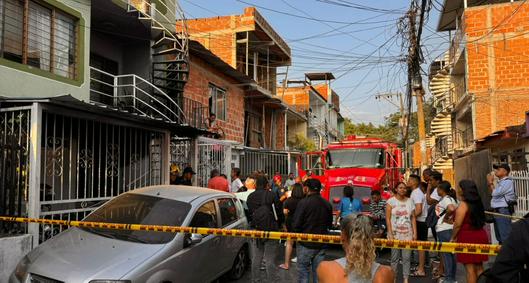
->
[230,167,243,193]
[408,174,427,277]
[284,173,296,190]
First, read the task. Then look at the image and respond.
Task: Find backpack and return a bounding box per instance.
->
[426,203,447,229]
[251,191,278,231]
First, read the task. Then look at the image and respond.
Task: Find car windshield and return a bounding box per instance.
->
[327,148,384,169]
[81,193,191,244]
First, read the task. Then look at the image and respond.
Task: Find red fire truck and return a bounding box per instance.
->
[298,135,403,212]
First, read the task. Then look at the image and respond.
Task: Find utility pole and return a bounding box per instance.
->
[404,0,429,170]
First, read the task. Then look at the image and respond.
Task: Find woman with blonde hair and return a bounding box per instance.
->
[317,214,394,283]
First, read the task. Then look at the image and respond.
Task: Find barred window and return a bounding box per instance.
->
[0,0,78,79]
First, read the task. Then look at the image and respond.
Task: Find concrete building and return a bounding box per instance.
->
[279,73,343,150]
[0,0,198,250]
[430,0,529,183]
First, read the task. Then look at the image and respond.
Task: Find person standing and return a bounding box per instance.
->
[208,169,230,192]
[293,179,333,283]
[408,174,427,278]
[386,182,417,283]
[435,181,458,283]
[487,163,516,243]
[279,183,304,270]
[317,214,394,283]
[285,173,296,190]
[426,171,444,278]
[336,185,362,226]
[247,176,283,283]
[230,168,244,193]
[369,190,386,234]
[486,213,529,282]
[450,180,489,283]
[174,166,195,186]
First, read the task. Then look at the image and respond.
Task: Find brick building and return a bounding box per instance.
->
[430,0,529,183]
[184,41,252,143]
[180,7,292,150]
[279,73,343,149]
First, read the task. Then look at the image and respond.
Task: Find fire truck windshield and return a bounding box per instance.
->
[326,148,384,169]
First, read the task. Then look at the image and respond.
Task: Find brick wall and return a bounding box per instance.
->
[464,3,529,139]
[184,54,245,143]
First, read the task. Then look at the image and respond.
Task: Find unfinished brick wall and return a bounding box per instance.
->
[184,54,245,143]
[277,86,310,108]
[464,3,529,139]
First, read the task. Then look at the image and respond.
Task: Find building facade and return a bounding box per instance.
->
[0,0,198,246]
[429,0,529,180]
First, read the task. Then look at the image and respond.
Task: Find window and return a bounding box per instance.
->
[81,193,191,244]
[190,201,218,228]
[326,148,385,169]
[218,198,237,226]
[0,0,78,79]
[245,112,263,148]
[208,84,226,120]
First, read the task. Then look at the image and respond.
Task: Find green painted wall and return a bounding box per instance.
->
[0,0,90,101]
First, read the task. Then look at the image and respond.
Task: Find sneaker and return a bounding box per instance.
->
[291,257,297,263]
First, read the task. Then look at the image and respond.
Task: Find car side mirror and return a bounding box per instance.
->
[184,233,203,248]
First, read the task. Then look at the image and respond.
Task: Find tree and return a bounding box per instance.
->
[288,133,317,152]
[343,96,435,146]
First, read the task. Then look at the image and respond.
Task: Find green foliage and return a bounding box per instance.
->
[288,133,317,152]
[344,96,435,145]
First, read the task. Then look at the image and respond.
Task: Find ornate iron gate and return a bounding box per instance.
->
[197,137,232,187]
[38,111,167,242]
[0,107,31,235]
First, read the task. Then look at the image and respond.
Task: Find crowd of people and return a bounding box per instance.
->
[169,164,525,283]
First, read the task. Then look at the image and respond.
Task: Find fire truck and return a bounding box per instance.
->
[298,135,403,212]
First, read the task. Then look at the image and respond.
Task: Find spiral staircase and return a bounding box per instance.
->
[429,54,453,170]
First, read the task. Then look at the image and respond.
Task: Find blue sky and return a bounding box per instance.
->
[180,0,449,125]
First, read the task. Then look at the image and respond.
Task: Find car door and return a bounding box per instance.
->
[217,197,245,272]
[183,199,223,282]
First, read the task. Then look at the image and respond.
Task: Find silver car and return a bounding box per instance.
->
[11,186,250,283]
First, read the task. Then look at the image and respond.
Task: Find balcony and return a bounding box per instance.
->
[454,127,474,151]
[89,67,206,129]
[289,105,309,118]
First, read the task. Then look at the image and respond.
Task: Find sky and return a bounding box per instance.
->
[180,0,450,125]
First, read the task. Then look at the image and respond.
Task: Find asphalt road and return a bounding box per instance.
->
[225,242,493,283]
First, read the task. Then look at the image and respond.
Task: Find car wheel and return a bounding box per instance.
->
[229,247,248,280]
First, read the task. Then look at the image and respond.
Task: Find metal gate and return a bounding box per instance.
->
[454,149,492,208]
[170,137,193,172]
[196,137,231,187]
[38,111,167,242]
[240,149,297,178]
[0,107,31,235]
[511,170,529,217]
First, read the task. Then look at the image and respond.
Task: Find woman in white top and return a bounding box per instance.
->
[435,181,458,283]
[386,182,417,283]
[317,214,394,283]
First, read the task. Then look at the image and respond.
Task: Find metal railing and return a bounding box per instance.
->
[182,97,208,129]
[289,105,309,118]
[449,20,465,65]
[125,0,188,55]
[89,67,185,124]
[454,127,474,150]
[511,170,529,217]
[434,136,449,160]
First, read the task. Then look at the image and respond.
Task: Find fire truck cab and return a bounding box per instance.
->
[298,135,402,212]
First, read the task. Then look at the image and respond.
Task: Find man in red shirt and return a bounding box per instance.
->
[207,169,229,192]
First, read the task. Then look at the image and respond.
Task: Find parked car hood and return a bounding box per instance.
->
[25,227,165,282]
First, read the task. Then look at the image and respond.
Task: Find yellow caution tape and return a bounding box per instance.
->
[0,216,501,255]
